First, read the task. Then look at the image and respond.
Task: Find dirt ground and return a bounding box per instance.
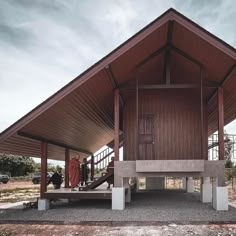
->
[0,181,36,191]
[1,223,236,236]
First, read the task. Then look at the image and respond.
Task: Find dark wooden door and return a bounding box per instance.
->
[138,114,154,160]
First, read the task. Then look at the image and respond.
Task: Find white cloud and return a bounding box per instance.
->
[0,0,236,134]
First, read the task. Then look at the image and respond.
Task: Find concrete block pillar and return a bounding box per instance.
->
[123,178,131,203]
[201,177,212,203]
[187,177,194,193]
[112,187,125,210]
[38,199,50,211]
[213,186,228,211]
[182,177,187,191]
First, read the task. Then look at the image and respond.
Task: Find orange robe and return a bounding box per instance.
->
[69,158,80,188]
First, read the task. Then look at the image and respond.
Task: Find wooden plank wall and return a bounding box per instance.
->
[123,89,206,160]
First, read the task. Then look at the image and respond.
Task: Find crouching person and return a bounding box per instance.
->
[47,167,63,189]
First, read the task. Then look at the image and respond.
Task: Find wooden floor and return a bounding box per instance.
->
[44,187,112,200]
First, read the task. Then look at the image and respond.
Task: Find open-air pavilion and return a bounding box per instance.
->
[0,8,236,211]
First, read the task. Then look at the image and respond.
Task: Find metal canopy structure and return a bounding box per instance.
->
[0,8,236,161]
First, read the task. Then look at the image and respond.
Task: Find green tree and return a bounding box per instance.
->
[224,133,234,168]
[0,154,36,177]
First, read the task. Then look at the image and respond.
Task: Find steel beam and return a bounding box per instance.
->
[90,154,94,181]
[135,45,166,68]
[163,20,174,84]
[170,45,203,68]
[208,64,236,103]
[40,142,48,198]
[136,79,139,160]
[64,148,70,188]
[200,68,204,160]
[218,87,224,160]
[105,65,124,107]
[114,89,120,161]
[139,84,197,89]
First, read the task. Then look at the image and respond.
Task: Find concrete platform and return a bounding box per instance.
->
[44,188,112,200]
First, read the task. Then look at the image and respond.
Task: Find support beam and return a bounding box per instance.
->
[164,49,171,84]
[64,148,70,188]
[200,68,204,159]
[136,79,139,160]
[114,89,120,161]
[170,45,202,68]
[105,65,124,107]
[135,45,166,68]
[208,64,236,103]
[40,142,48,198]
[218,87,224,160]
[17,131,92,155]
[163,20,174,84]
[119,81,217,90]
[138,84,197,89]
[204,105,209,160]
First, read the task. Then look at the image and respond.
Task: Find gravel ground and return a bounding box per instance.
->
[0,191,236,223]
[1,223,236,235]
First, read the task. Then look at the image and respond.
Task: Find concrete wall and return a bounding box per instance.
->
[136,160,204,172]
[114,160,225,187]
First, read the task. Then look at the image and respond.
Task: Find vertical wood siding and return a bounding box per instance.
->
[123,89,205,160]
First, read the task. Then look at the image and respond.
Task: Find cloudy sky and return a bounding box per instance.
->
[0,0,236,134]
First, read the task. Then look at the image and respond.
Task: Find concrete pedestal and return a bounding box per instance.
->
[213,186,228,211]
[182,177,187,191]
[38,199,50,211]
[112,187,125,210]
[201,177,212,203]
[187,177,194,193]
[122,178,131,203]
[125,187,131,203]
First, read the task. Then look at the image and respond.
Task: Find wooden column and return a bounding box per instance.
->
[136,79,139,160]
[218,87,224,160]
[204,105,209,160]
[40,142,48,198]
[90,154,94,181]
[64,148,70,188]
[114,89,120,161]
[200,68,204,160]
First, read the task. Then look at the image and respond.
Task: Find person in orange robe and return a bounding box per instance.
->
[69,155,80,191]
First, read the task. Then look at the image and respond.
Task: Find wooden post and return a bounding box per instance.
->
[40,142,48,198]
[64,148,70,188]
[218,87,224,160]
[114,89,120,161]
[136,79,139,160]
[204,105,209,160]
[200,68,204,160]
[91,154,94,181]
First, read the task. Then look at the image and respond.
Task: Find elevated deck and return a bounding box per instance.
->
[44,188,112,200]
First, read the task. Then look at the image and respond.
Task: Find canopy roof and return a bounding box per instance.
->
[0,8,236,160]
